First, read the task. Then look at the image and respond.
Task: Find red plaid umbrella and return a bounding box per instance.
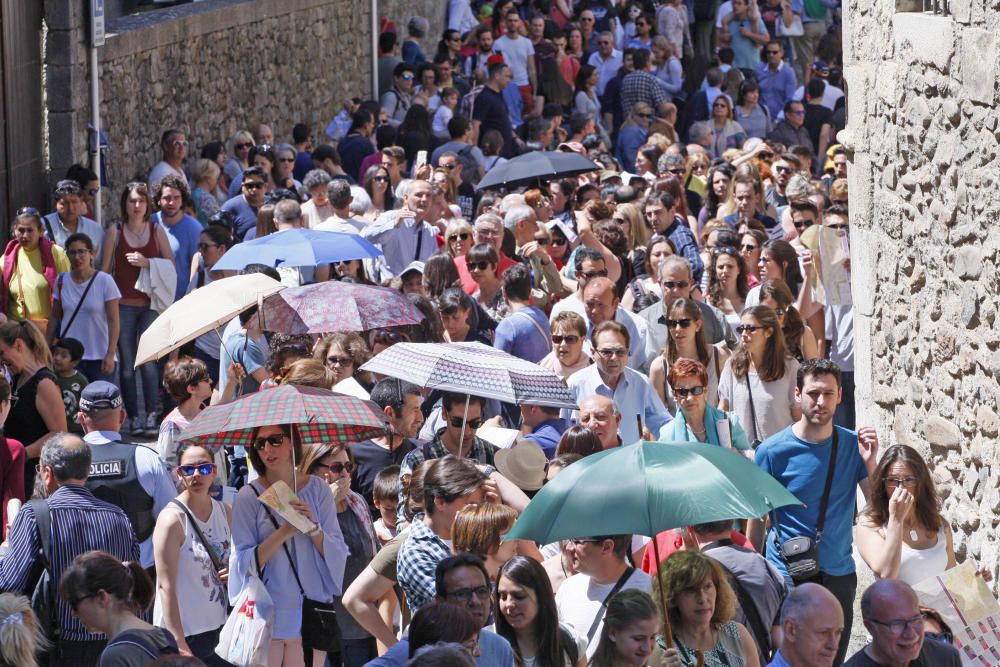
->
[179,384,389,449]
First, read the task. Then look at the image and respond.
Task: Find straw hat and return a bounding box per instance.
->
[494,439,547,491]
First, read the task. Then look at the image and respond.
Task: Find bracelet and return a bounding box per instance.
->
[307,524,323,537]
[482,465,496,479]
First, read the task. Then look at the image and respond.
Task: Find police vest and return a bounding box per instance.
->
[85,441,156,541]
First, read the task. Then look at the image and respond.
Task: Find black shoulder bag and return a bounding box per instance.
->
[170,499,225,573]
[27,500,60,664]
[744,373,763,448]
[250,484,341,653]
[586,567,636,645]
[56,271,99,340]
[773,429,839,584]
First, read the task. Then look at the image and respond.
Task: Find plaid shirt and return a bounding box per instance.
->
[396,514,451,611]
[621,70,670,119]
[399,428,497,478]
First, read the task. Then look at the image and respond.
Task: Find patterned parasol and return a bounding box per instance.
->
[359,341,577,409]
[260,281,425,334]
[179,384,389,449]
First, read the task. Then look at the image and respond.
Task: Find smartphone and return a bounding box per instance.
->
[415,150,428,171]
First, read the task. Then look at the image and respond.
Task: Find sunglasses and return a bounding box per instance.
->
[552,334,580,344]
[666,318,693,329]
[827,223,849,231]
[401,73,415,80]
[173,140,189,148]
[236,142,254,150]
[448,232,471,242]
[278,157,295,163]
[252,434,286,450]
[449,416,485,429]
[636,112,652,119]
[534,238,551,246]
[661,280,690,289]
[468,261,493,271]
[774,165,793,174]
[440,163,458,170]
[793,219,815,230]
[317,461,355,475]
[673,386,706,398]
[326,356,354,367]
[243,182,265,190]
[178,463,216,477]
[373,176,390,183]
[597,348,628,358]
[736,324,765,334]
[740,243,759,252]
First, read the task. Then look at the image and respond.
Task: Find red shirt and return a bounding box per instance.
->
[640,529,753,574]
[455,252,518,295]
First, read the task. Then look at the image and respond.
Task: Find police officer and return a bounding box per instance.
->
[77,381,176,574]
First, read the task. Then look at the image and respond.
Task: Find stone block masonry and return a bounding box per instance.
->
[46,0,372,221]
[843,2,1000,583]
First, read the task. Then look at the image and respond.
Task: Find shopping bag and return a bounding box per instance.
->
[215,570,273,667]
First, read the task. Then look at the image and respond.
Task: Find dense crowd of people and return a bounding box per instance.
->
[0,1,981,667]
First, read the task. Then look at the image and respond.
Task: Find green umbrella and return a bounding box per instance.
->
[506,441,802,650]
[506,440,801,543]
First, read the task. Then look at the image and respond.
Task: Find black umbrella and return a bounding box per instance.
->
[475,150,600,191]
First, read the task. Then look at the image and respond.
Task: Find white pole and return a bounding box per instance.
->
[458,393,470,458]
[90,42,102,227]
[371,0,379,98]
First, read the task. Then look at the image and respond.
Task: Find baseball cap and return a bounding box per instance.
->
[79,381,124,412]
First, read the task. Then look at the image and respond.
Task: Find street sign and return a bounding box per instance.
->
[91,0,105,47]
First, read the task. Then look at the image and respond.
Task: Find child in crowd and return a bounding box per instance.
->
[52,337,88,435]
[372,465,402,545]
[433,87,461,140]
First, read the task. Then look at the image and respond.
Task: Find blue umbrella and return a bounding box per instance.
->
[213,229,383,271]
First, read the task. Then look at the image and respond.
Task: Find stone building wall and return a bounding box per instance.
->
[379,0,447,45]
[842,2,1000,577]
[46,0,372,219]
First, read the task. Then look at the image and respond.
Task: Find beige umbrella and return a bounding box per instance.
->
[134,273,285,367]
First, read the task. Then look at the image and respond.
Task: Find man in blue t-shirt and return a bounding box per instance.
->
[749,358,879,666]
[152,175,203,299]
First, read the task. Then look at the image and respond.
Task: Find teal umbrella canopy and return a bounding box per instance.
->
[506,441,802,544]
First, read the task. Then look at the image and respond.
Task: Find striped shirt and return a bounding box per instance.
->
[0,484,139,641]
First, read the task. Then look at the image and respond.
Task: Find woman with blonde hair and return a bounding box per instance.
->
[189,159,222,226]
[589,589,660,667]
[444,220,475,258]
[313,332,373,392]
[451,502,521,580]
[280,358,336,389]
[708,94,747,158]
[651,550,760,667]
[0,593,47,667]
[225,129,255,183]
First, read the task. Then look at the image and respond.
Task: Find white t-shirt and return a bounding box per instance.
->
[495,35,535,86]
[717,356,800,443]
[53,271,122,361]
[555,568,653,659]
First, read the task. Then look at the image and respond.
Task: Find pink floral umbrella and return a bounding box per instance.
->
[260,281,424,334]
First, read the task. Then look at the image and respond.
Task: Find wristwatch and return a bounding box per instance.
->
[482,465,496,479]
[307,524,324,537]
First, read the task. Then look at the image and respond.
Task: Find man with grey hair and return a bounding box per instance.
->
[455,213,517,294]
[316,180,365,234]
[301,168,333,228]
[272,198,330,284]
[402,15,430,64]
[348,186,373,218]
[638,255,736,370]
[687,121,714,152]
[845,579,961,666]
[361,179,438,282]
[503,203,565,310]
[767,583,843,667]
[0,433,139,662]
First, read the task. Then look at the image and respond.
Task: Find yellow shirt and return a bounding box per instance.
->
[2,245,71,320]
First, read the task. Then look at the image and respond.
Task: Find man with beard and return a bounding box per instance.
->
[749,359,879,666]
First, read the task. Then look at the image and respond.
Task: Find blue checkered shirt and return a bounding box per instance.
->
[396,515,451,611]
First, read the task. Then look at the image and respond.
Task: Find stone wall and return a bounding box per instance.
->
[842,2,1000,578]
[46,0,373,220]
[379,0,447,44]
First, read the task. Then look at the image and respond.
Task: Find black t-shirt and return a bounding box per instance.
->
[473,86,515,158]
[803,102,834,153]
[350,437,419,518]
[843,637,962,667]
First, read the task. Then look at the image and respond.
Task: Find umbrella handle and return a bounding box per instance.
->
[653,535,674,649]
[458,393,470,459]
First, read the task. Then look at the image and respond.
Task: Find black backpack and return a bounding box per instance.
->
[25,500,59,665]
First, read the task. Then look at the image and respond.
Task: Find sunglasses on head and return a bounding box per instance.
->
[252,434,286,450]
[449,416,485,429]
[673,386,706,398]
[178,463,216,477]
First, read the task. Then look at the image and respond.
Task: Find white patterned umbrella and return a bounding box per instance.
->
[359,341,577,409]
